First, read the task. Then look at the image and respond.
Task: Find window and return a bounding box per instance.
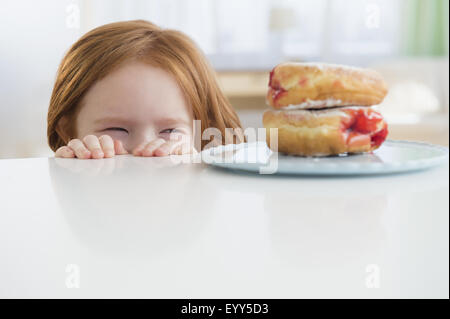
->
[80,0,407,69]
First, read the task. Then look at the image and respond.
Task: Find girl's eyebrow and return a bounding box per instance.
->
[94,116,190,126]
[157,117,191,127]
[94,117,134,125]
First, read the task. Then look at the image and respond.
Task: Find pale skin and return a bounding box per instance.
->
[55,61,194,159]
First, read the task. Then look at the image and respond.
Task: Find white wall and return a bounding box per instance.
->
[0,0,82,158]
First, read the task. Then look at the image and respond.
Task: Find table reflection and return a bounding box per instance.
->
[48,155,213,258]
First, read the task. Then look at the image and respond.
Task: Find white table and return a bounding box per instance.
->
[0,155,448,298]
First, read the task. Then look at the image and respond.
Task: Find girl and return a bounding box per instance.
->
[48,20,244,159]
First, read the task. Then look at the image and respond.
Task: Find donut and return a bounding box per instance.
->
[266,62,388,109]
[263,107,388,156]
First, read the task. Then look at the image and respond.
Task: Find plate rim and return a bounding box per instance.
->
[203,140,449,176]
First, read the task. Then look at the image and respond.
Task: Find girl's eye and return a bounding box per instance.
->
[160,128,179,134]
[105,127,128,133]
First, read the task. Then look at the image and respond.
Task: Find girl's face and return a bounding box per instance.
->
[73,61,193,153]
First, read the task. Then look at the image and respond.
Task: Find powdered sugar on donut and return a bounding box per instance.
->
[280,62,366,73]
[270,106,365,119]
[280,99,343,110]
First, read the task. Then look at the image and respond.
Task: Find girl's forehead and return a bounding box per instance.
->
[92,64,181,100]
[106,61,178,88]
[80,61,191,121]
[88,100,192,125]
[93,114,191,127]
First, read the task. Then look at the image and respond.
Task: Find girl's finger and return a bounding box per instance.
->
[153,140,183,157]
[82,135,104,159]
[140,138,166,157]
[132,141,147,156]
[172,143,186,155]
[98,134,115,157]
[176,141,194,155]
[55,146,75,158]
[170,143,182,155]
[67,139,91,159]
[114,139,128,155]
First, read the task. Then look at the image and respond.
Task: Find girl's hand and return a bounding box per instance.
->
[132,138,192,157]
[55,135,128,159]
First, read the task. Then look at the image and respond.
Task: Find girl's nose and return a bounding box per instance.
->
[127,131,158,152]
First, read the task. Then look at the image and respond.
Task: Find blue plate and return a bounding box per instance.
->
[201,140,449,176]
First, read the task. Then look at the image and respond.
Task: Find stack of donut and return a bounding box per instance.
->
[262,62,389,156]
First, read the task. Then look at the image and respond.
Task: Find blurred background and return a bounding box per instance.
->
[0,0,448,159]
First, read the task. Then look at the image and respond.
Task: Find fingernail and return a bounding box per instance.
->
[92,149,104,158]
[154,148,167,157]
[104,150,114,158]
[142,149,152,157]
[133,149,142,156]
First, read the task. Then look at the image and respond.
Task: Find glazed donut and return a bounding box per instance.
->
[263,107,388,156]
[266,62,388,109]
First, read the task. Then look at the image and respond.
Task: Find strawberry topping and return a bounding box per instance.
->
[342,108,388,147]
[268,69,287,102]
